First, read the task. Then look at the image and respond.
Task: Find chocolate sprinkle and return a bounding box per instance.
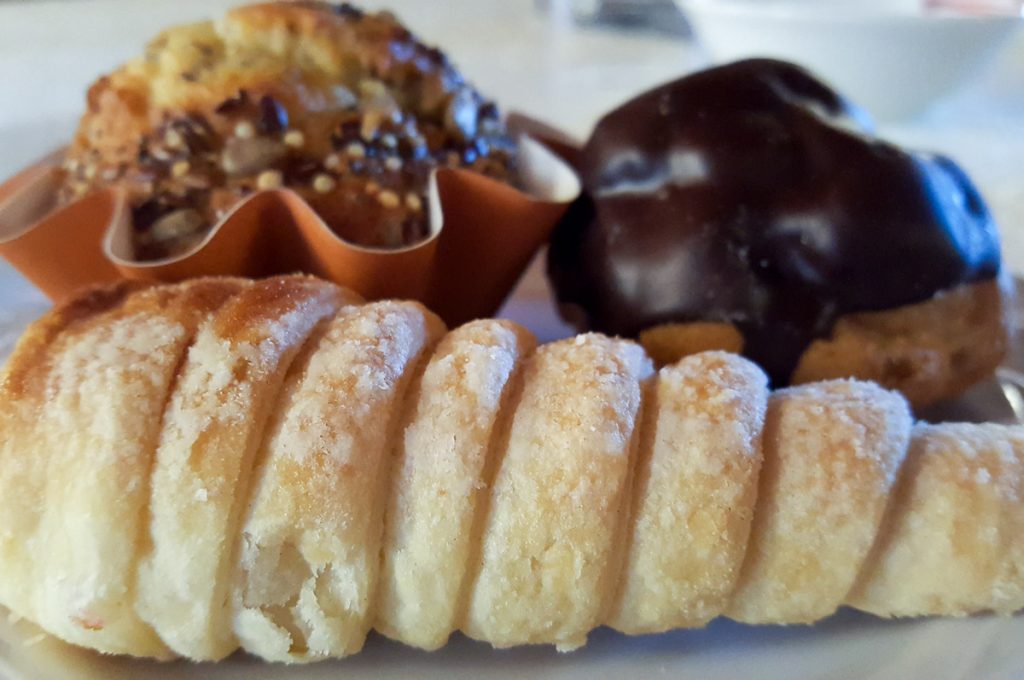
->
[257,95,289,135]
[215,89,250,115]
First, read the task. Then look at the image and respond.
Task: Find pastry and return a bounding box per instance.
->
[0,277,1022,662]
[234,298,444,661]
[547,58,1012,409]
[376,319,536,651]
[0,278,245,658]
[463,333,652,650]
[58,1,516,258]
[607,351,767,634]
[135,275,363,659]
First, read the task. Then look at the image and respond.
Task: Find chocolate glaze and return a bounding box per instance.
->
[547,59,1002,385]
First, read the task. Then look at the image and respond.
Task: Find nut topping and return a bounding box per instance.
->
[377,190,400,209]
[233,121,256,139]
[60,2,518,259]
[257,95,289,134]
[283,130,306,148]
[148,208,204,244]
[345,141,366,158]
[221,137,287,176]
[170,160,191,178]
[256,169,284,190]
[312,173,337,193]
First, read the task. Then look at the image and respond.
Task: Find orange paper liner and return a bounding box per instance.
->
[0,129,579,327]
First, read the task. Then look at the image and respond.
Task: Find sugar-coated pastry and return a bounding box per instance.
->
[848,422,1024,616]
[376,319,536,651]
[547,59,1010,408]
[59,1,516,257]
[727,380,912,623]
[231,299,443,662]
[30,279,247,659]
[0,279,243,658]
[607,351,768,634]
[135,275,359,660]
[0,283,145,640]
[0,277,1023,664]
[463,335,652,650]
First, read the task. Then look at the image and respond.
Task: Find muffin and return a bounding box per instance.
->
[59,1,517,259]
[547,59,1012,409]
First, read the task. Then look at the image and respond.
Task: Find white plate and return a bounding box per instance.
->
[0,264,1022,680]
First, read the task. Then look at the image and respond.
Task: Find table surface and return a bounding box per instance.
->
[0,0,1022,323]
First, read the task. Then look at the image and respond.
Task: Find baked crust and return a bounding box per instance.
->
[791,279,1011,409]
[134,275,360,659]
[637,280,1011,409]
[463,334,653,650]
[727,380,911,623]
[608,352,767,633]
[233,299,444,661]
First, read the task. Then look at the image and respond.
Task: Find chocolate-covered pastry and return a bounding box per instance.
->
[548,59,1009,407]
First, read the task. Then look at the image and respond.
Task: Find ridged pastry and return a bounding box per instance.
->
[727,380,911,624]
[463,334,652,650]
[376,319,536,650]
[608,351,768,634]
[0,276,1022,663]
[849,423,1024,616]
[135,276,360,659]
[233,299,444,661]
[0,279,244,658]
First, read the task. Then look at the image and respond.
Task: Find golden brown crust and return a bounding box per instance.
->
[463,334,653,650]
[60,1,516,256]
[726,380,912,624]
[848,423,1024,616]
[0,281,149,640]
[638,280,1011,409]
[638,321,744,366]
[791,280,1010,409]
[232,299,444,661]
[0,281,150,399]
[30,279,247,657]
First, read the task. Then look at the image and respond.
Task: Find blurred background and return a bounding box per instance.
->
[0,0,1022,267]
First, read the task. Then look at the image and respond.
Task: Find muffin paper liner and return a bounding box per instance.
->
[0,127,579,327]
